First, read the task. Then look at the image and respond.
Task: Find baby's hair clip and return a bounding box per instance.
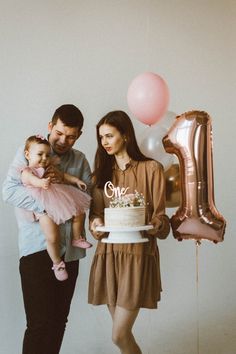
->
[36,134,45,140]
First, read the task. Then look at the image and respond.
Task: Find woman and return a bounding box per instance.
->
[89,110,170,354]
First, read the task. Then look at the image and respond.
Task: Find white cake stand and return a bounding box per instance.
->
[96,225,153,244]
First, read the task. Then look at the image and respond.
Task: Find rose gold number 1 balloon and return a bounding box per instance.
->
[163,110,226,243]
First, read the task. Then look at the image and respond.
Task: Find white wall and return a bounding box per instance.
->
[0,1,235,353]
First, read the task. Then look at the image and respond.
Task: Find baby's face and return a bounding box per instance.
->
[25,143,51,169]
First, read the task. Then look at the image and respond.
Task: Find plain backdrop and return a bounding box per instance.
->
[0,1,235,354]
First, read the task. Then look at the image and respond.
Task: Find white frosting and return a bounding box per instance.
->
[104,206,145,227]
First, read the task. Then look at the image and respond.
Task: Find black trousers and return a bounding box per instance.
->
[19,250,79,354]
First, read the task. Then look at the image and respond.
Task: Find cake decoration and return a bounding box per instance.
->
[104,181,145,208]
[104,181,129,199]
[103,181,146,227]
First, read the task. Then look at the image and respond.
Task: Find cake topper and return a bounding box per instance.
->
[104,181,129,199]
[104,181,145,208]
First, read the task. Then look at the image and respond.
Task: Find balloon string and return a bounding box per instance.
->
[146,309,151,354]
[196,240,201,354]
[145,0,150,71]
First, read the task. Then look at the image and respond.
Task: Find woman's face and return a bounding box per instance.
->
[99,124,126,156]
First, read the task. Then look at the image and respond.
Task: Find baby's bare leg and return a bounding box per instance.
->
[38,214,61,264]
[71,214,92,249]
[72,213,85,240]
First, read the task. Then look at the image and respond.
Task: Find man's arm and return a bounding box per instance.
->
[2,146,45,213]
[44,156,91,192]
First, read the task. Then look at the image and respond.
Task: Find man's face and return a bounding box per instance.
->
[48,118,81,155]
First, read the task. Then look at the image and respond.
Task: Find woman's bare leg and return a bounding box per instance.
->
[108,305,142,354]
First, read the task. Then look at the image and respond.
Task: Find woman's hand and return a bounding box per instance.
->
[147,217,163,235]
[89,218,105,240]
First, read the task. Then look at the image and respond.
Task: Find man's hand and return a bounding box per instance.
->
[89,218,105,240]
[44,166,64,184]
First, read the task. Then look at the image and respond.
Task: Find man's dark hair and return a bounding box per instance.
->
[51,104,84,130]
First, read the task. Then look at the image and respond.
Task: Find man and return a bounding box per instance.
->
[2,104,92,354]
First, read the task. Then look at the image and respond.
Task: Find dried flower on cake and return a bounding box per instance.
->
[110,191,145,208]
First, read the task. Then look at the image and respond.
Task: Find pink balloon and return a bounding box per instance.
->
[127,72,169,125]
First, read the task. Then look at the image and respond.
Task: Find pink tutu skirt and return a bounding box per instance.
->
[23,167,91,225]
[27,183,91,225]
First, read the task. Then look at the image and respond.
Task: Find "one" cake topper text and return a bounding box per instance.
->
[104,181,129,199]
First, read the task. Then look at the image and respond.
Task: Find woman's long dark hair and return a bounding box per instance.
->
[93,110,151,188]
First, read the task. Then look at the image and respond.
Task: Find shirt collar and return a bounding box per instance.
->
[112,158,138,171]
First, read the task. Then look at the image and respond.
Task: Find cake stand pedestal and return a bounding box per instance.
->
[96,225,153,244]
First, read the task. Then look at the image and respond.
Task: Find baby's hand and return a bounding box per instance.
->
[76,179,87,191]
[40,177,51,190]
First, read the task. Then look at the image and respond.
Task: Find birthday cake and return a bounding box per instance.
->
[104,182,146,228]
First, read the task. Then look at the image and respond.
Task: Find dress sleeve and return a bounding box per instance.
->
[148,161,170,239]
[89,186,105,222]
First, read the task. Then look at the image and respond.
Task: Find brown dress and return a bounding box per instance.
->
[88,159,170,310]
